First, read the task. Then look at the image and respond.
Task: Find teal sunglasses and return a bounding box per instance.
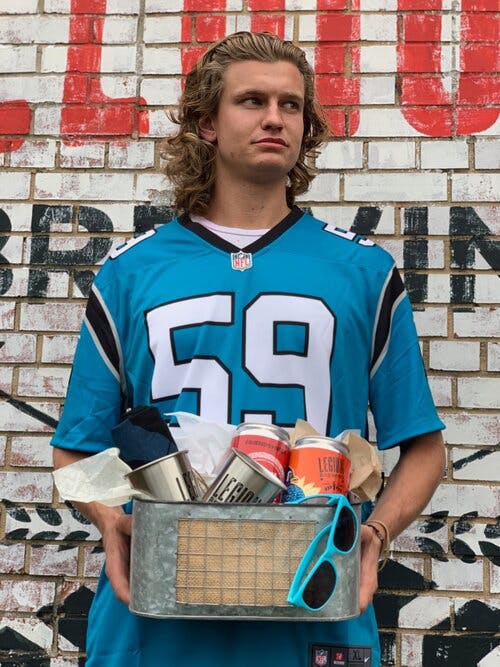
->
[286,493,359,612]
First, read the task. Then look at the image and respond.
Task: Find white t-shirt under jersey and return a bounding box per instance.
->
[191,215,269,249]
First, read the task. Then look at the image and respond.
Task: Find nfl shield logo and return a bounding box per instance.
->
[231,251,253,272]
[314,648,328,666]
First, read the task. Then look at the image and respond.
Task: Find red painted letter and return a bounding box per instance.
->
[0,101,31,153]
[249,0,286,37]
[398,0,499,136]
[61,0,148,143]
[314,0,361,137]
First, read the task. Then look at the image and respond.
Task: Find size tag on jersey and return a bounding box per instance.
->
[231,251,253,271]
[309,644,372,667]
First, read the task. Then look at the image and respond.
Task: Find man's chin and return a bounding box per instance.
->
[250,159,292,183]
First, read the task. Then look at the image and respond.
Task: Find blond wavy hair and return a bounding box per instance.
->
[161,32,329,215]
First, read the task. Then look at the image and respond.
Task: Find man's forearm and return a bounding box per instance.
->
[53,446,132,604]
[367,430,446,543]
[52,446,124,534]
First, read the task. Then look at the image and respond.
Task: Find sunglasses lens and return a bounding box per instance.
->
[333,506,356,552]
[302,561,336,610]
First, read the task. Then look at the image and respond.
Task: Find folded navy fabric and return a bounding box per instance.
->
[112,406,178,467]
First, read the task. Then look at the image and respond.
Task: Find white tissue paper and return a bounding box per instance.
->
[53,414,236,505]
[53,447,138,507]
[165,411,236,477]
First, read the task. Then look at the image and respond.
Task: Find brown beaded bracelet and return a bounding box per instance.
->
[364,519,390,570]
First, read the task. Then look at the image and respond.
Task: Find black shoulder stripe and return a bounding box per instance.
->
[85,288,120,376]
[371,267,405,373]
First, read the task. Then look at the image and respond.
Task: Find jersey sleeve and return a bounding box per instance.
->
[50,259,126,454]
[368,265,445,450]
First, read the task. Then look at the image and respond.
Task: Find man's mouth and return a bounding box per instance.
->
[256,138,287,146]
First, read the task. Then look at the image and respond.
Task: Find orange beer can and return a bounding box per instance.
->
[283,436,351,502]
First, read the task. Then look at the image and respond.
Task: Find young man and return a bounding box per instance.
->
[52,32,445,667]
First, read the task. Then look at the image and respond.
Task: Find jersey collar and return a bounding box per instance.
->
[178,205,305,254]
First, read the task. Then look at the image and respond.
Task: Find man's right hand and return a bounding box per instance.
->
[102,513,132,605]
[53,447,133,606]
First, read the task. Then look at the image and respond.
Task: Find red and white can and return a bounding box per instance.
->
[231,423,291,483]
[283,436,351,502]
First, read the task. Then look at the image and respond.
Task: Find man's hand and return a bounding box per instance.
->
[358,524,382,614]
[356,430,445,615]
[101,514,132,605]
[53,447,135,606]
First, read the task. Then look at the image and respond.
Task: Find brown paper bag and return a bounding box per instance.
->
[290,420,383,501]
[342,431,382,501]
[289,418,320,447]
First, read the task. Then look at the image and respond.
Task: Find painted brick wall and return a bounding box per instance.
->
[0,1,498,665]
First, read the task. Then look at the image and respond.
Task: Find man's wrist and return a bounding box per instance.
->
[364,519,390,569]
[364,523,385,556]
[70,500,123,535]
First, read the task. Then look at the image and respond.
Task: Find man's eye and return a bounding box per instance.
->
[283,101,300,110]
[242,97,261,105]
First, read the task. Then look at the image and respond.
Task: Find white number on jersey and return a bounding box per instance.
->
[243,294,334,434]
[146,293,233,423]
[146,292,336,432]
[109,230,156,259]
[323,224,374,246]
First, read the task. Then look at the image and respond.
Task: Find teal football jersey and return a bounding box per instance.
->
[51,207,444,667]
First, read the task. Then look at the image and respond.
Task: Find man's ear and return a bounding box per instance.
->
[199,116,217,143]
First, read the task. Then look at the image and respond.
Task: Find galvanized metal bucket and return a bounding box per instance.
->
[129,498,360,621]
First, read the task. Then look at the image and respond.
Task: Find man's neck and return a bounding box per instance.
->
[202,180,291,230]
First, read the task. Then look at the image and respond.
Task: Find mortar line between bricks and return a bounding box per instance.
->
[450,375,458,416]
[479,341,488,373]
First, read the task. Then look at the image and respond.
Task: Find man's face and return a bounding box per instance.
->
[200,59,305,187]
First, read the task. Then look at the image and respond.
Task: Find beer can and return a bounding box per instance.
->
[283,436,351,502]
[202,449,286,504]
[231,422,291,482]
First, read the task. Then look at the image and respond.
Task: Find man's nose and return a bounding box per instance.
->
[261,101,284,129]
